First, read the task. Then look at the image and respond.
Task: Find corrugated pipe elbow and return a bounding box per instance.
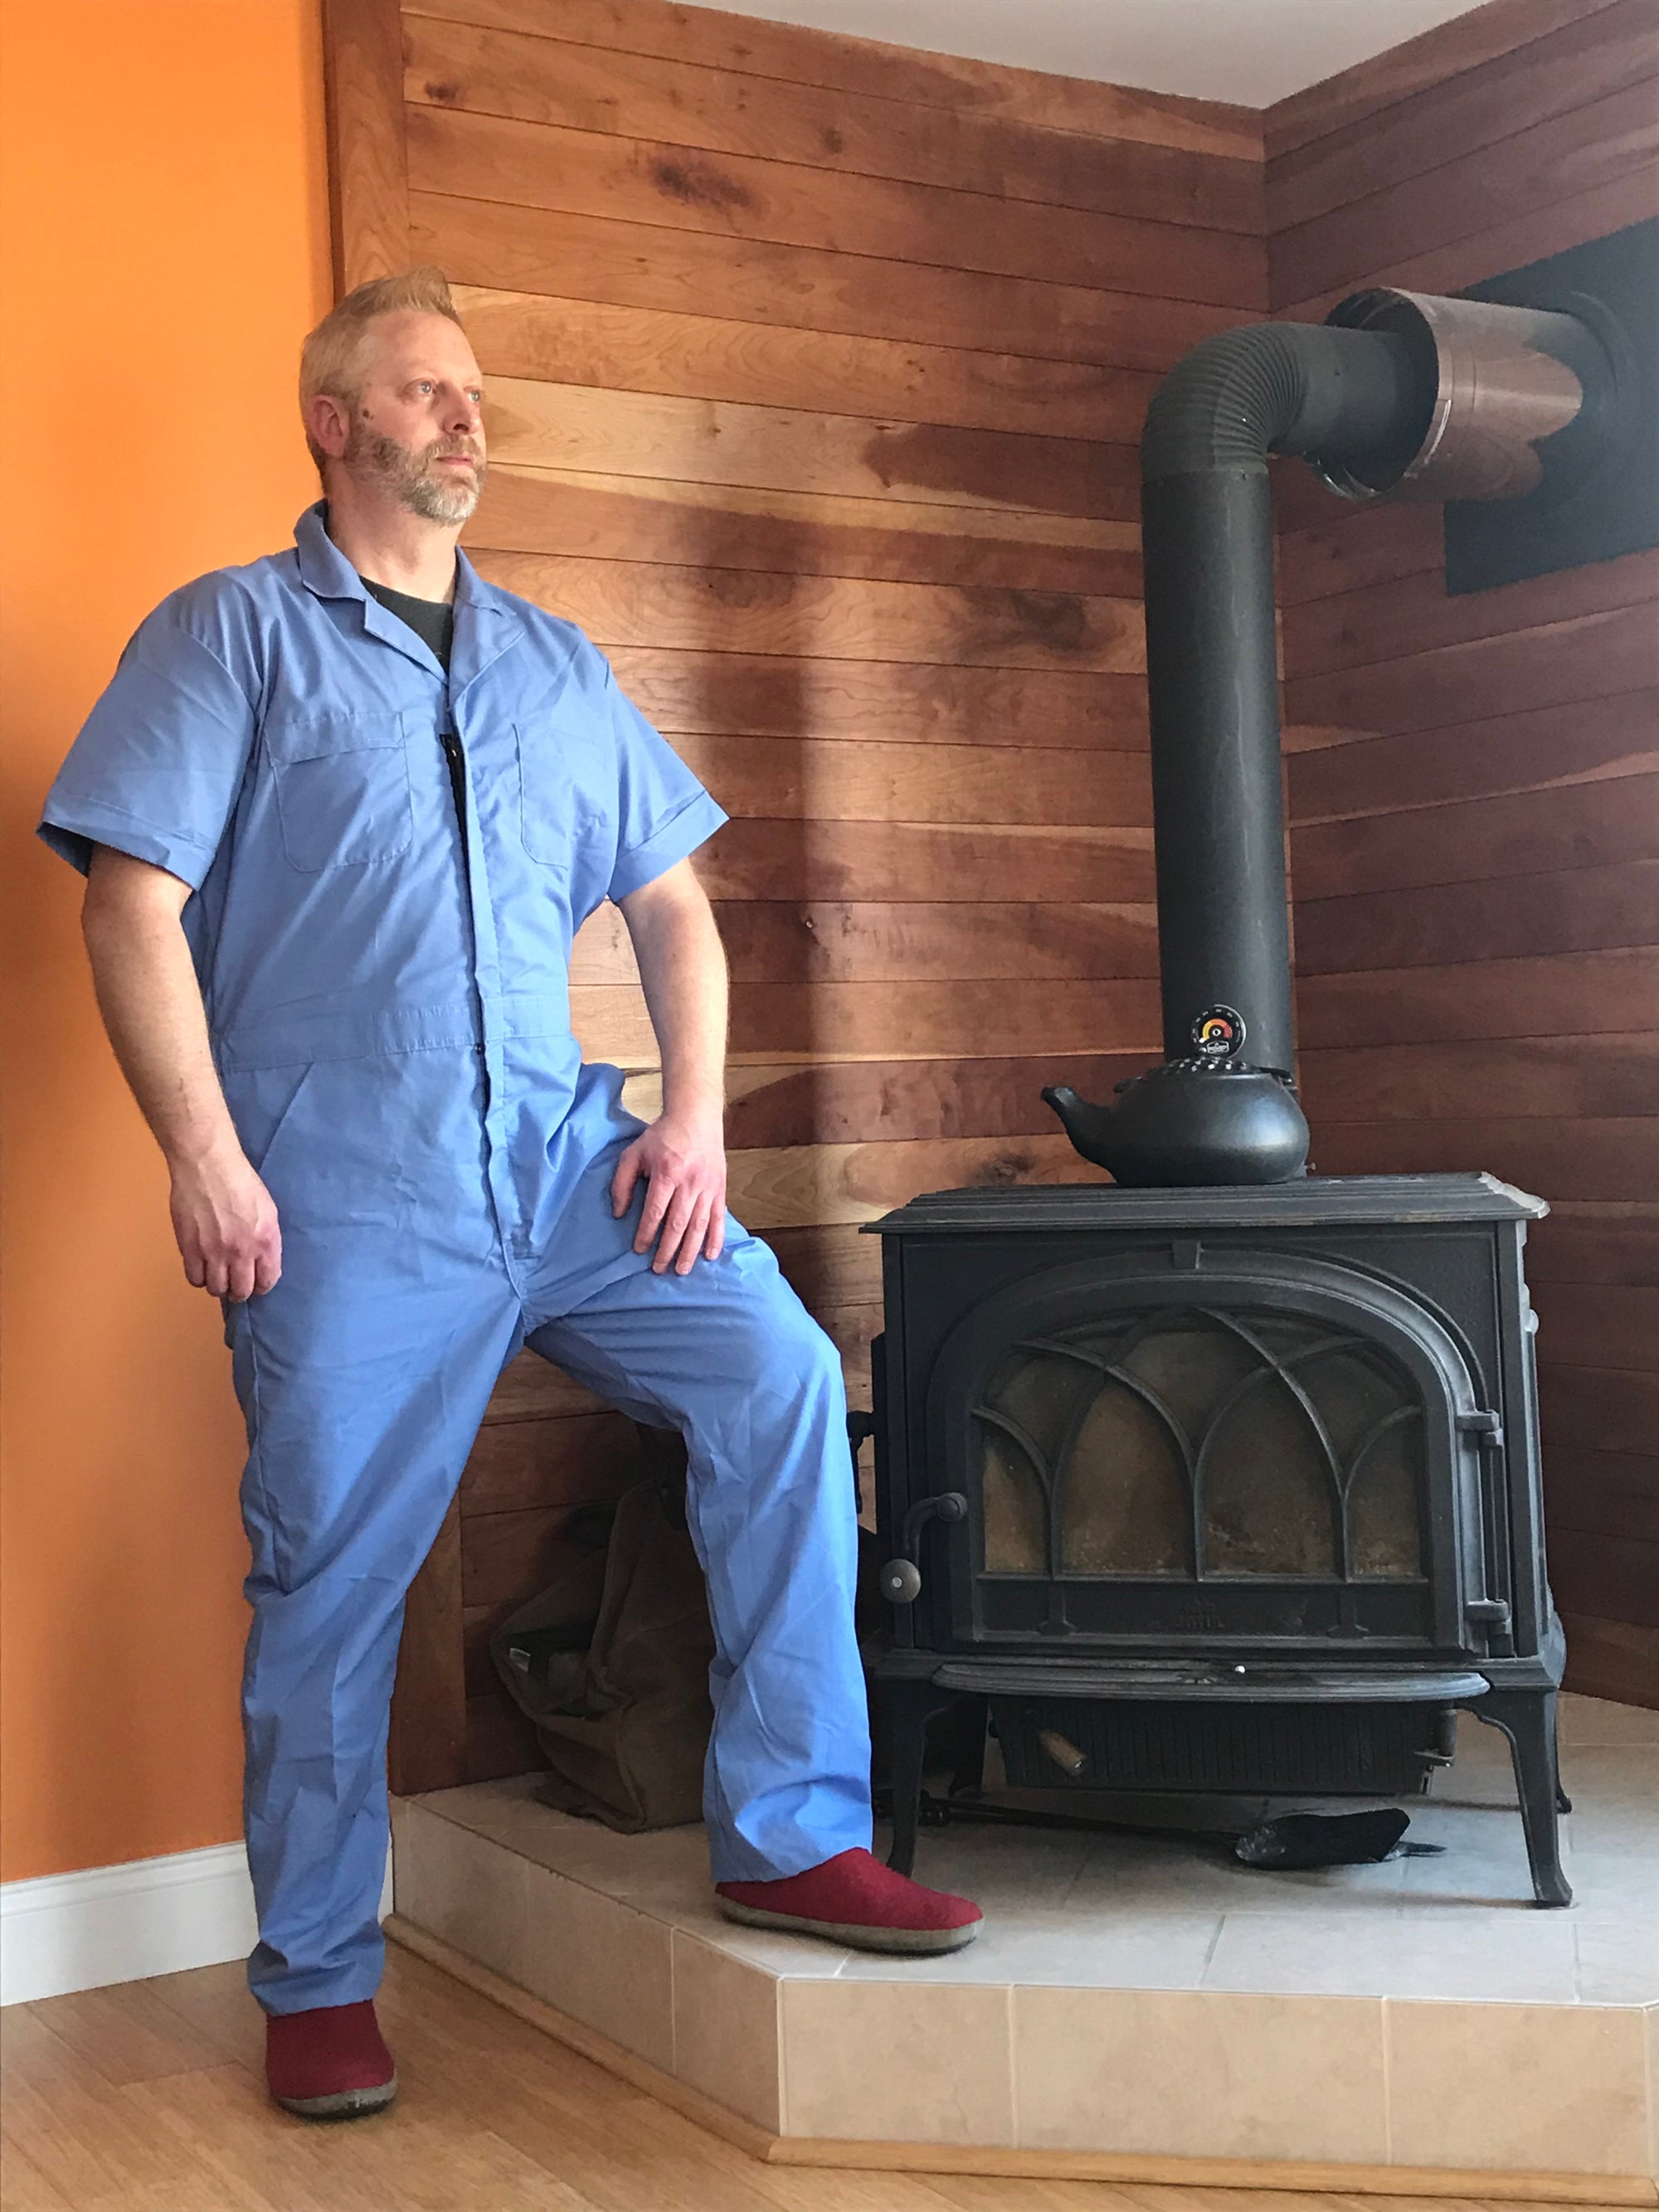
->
[1141,321,1432,484]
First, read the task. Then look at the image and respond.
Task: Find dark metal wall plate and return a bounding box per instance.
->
[1445,217,1658,594]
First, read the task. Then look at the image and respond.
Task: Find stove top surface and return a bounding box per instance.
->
[868,1172,1547,1235]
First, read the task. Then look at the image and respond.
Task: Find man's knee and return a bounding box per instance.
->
[722,1270,843,1406]
[781,1306,844,1405]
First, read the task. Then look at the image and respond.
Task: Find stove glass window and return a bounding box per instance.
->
[975,1306,1424,1583]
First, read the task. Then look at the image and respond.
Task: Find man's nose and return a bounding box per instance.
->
[444,390,482,440]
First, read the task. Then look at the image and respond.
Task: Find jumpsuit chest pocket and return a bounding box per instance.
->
[516,718,603,873]
[266,710,413,871]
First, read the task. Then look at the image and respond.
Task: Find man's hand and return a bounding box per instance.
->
[613,859,731,1274]
[611,1106,727,1275]
[170,1141,283,1301]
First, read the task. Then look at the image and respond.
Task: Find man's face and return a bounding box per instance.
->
[336,310,488,527]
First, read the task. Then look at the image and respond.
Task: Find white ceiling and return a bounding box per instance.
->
[711,0,1490,108]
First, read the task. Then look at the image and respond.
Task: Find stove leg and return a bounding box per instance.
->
[947,1695,990,1799]
[883,1680,956,1879]
[1472,1689,1572,1908]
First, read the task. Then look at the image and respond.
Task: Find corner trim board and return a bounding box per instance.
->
[321,0,411,294]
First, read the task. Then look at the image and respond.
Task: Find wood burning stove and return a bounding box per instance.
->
[861,255,1642,1907]
[864,1174,1570,1903]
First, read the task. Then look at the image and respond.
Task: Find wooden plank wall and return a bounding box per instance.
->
[1265,0,1659,1708]
[367,0,1267,1787]
[358,0,1657,1787]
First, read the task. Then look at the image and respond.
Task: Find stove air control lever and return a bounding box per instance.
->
[880,1492,969,1606]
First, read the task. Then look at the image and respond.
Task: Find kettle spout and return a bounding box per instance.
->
[1040,1084,1121,1171]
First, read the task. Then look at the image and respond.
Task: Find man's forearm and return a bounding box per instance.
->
[612,863,729,1269]
[81,848,280,1299]
[82,848,240,1171]
[625,876,729,1119]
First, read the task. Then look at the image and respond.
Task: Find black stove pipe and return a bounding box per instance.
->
[1141,324,1430,1082]
[1045,291,1600,1187]
[1045,323,1431,1185]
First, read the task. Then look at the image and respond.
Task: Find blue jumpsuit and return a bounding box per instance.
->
[39,503,874,2015]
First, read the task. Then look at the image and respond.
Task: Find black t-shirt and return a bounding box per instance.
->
[361,576,455,672]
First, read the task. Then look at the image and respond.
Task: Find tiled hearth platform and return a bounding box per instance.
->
[390,1693,1659,2196]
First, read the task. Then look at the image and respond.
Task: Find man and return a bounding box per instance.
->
[40,269,980,2122]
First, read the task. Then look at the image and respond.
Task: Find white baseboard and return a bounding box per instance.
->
[1,1841,394,2007]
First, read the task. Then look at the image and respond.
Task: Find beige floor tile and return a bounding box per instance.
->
[1014,1986,1387,2161]
[1395,1858,1556,1911]
[1398,1790,1531,1844]
[1394,1798,1558,1908]
[1062,1826,1412,1913]
[509,1860,675,2073]
[1562,1852,1659,1914]
[884,1821,1097,1911]
[397,1801,677,2070]
[652,1888,855,1975]
[416,1779,710,1897]
[837,1908,1221,1990]
[1559,1692,1659,1748]
[1569,1824,1659,1870]
[781,1979,1013,2144]
[416,1790,855,1976]
[392,1799,539,1971]
[415,1772,542,1830]
[1575,1918,1659,2005]
[670,1929,781,2131]
[528,1823,713,1909]
[1385,1997,1652,2175]
[1202,1904,1578,2001]
[1554,1749,1659,1860]
[1419,1783,1527,1825]
[1563,1742,1659,1795]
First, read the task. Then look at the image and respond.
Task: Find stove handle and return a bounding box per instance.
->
[1458,1410,1515,1653]
[879,1492,969,1606]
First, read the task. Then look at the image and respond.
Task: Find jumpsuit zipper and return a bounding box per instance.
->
[441,725,492,1116]
[440,727,469,879]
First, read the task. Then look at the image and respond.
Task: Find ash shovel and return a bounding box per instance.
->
[1234,1809,1443,1868]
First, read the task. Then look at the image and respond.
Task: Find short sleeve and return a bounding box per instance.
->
[37,594,258,889]
[601,657,728,902]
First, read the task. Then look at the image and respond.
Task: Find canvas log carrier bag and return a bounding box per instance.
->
[489,1427,715,1832]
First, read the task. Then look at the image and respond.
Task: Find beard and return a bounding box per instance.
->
[344,421,487,525]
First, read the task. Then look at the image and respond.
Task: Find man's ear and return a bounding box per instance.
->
[306,391,352,464]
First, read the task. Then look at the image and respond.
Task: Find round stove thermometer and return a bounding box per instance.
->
[1192,1005,1247,1062]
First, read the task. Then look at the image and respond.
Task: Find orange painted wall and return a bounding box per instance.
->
[0,0,331,1882]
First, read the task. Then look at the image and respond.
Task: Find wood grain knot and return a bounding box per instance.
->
[649,157,754,214]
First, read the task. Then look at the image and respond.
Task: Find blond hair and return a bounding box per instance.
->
[299,267,465,471]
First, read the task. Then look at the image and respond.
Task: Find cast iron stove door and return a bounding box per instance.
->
[928,1252,1492,1656]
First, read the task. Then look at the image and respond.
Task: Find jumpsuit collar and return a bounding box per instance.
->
[292,502,524,699]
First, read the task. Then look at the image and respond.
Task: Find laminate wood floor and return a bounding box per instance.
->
[0,1947,1616,2211]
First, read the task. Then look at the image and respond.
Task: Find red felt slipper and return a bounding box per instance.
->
[716,1847,983,1954]
[265,1999,397,2120]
